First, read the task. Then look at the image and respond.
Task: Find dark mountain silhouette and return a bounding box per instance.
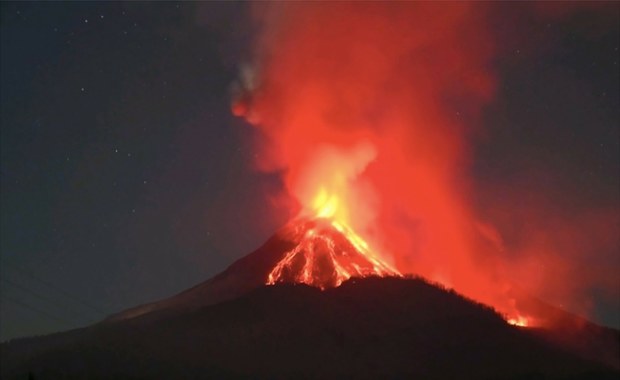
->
[1,220,619,379]
[106,217,398,322]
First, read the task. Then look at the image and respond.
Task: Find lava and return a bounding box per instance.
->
[507,316,529,327]
[267,218,399,289]
[267,189,400,289]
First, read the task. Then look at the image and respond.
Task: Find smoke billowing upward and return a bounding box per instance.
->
[232,2,619,325]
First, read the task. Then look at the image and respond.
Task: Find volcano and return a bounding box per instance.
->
[1,220,619,379]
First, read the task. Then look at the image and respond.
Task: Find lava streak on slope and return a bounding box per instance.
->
[267,218,400,289]
[267,175,400,289]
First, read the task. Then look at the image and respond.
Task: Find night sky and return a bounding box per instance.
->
[1,2,618,341]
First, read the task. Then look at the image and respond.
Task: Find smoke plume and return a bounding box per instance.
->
[232,2,618,325]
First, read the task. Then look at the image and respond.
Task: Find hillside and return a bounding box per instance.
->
[2,277,618,379]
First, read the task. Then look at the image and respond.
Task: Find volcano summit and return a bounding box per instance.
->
[266,218,400,289]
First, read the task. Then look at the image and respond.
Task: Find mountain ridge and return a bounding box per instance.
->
[2,218,618,379]
[2,276,618,379]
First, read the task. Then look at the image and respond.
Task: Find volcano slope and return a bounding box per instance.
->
[1,276,619,380]
[2,219,619,379]
[104,217,401,322]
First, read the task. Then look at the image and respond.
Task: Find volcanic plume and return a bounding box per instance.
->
[232,2,519,322]
[230,2,618,328]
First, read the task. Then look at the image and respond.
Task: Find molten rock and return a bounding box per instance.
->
[267,218,400,289]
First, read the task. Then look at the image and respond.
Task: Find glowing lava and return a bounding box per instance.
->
[267,191,400,289]
[507,316,529,327]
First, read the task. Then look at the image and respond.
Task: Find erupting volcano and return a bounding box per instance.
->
[2,2,618,379]
[266,186,400,289]
[266,217,400,289]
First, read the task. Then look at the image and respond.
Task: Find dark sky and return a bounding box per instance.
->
[1,2,618,341]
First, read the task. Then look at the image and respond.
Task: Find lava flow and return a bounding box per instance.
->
[267,190,400,289]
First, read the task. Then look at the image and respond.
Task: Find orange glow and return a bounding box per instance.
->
[507,316,530,327]
[313,188,339,219]
[238,1,512,319]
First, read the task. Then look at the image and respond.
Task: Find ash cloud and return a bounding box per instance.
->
[232,2,619,326]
